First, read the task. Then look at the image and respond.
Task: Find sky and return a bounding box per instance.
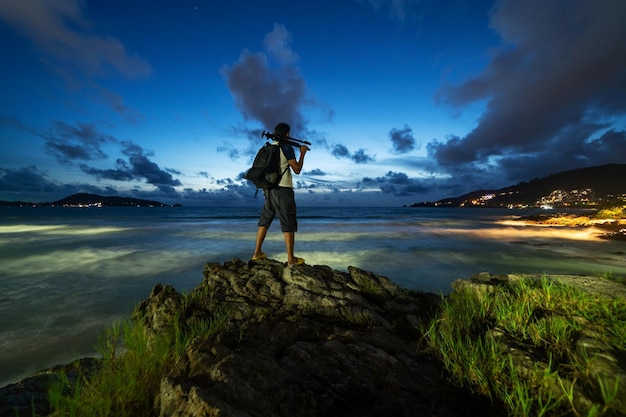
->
[1,0,625,207]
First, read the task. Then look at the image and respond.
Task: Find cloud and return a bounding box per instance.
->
[306,168,327,176]
[0,166,57,193]
[0,116,29,131]
[79,161,135,182]
[0,0,151,80]
[3,117,123,165]
[430,0,626,184]
[121,142,183,188]
[331,144,375,164]
[217,144,241,161]
[0,163,185,204]
[352,149,375,164]
[221,24,306,131]
[221,24,331,135]
[331,144,350,158]
[79,141,182,193]
[389,124,417,154]
[263,23,299,66]
[0,165,120,201]
[99,89,145,124]
[359,171,430,197]
[43,121,115,163]
[0,0,150,121]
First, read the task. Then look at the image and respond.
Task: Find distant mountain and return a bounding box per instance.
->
[0,193,172,207]
[0,200,37,207]
[410,163,626,208]
[52,193,168,207]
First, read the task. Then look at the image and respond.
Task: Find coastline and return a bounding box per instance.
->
[501,212,626,240]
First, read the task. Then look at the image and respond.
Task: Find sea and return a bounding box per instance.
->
[1,205,625,387]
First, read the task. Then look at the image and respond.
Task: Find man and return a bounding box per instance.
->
[252,122,309,266]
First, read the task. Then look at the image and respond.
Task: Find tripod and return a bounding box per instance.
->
[261,131,311,148]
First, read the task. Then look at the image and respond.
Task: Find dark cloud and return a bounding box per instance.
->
[79,141,182,191]
[0,166,58,193]
[496,128,626,184]
[0,116,29,131]
[331,144,350,158]
[100,89,145,124]
[217,144,241,161]
[331,144,375,164]
[0,165,120,201]
[222,24,332,136]
[2,118,182,194]
[166,168,183,176]
[79,161,135,182]
[389,125,417,154]
[0,1,150,121]
[2,117,114,163]
[359,171,430,197]
[120,141,182,188]
[263,23,299,66]
[221,24,306,132]
[430,0,626,185]
[352,149,375,164]
[0,0,152,80]
[44,121,115,163]
[306,168,326,176]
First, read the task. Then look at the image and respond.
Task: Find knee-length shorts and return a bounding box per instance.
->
[258,187,298,232]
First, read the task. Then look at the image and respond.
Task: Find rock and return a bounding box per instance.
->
[0,358,100,417]
[131,258,501,417]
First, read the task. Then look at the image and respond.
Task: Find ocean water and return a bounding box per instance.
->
[1,205,625,387]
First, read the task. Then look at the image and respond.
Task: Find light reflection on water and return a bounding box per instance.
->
[0,206,625,387]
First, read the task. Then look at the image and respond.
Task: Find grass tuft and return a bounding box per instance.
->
[47,294,231,417]
[426,275,626,417]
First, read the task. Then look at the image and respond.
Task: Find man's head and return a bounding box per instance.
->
[274,122,290,137]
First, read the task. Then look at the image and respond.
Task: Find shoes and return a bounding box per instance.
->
[251,253,267,261]
[253,253,304,266]
[287,257,305,266]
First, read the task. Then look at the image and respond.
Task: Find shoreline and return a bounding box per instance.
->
[503,212,626,240]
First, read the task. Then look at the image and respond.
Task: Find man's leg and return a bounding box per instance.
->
[283,231,296,265]
[254,189,275,259]
[253,225,268,258]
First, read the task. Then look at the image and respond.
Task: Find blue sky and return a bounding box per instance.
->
[1,0,625,206]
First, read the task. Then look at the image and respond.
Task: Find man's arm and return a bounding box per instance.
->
[288,145,309,174]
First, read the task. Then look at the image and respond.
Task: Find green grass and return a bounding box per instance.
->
[47,294,231,417]
[426,276,626,417]
[595,205,626,220]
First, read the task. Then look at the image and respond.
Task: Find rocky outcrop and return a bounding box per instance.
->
[131,258,500,417]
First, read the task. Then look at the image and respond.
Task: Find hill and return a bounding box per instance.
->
[52,193,167,207]
[411,163,626,208]
[0,193,170,207]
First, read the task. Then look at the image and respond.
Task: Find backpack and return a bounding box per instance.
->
[244,142,288,191]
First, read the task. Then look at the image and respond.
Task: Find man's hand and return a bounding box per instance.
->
[300,145,310,154]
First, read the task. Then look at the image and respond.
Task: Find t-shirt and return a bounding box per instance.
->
[278,143,295,188]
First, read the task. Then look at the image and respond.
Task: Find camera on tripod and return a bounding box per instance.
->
[261,131,311,148]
